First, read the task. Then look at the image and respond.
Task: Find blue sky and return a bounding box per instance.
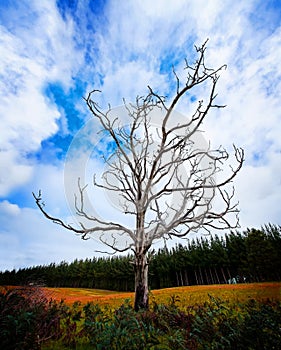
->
[1,0,281,270]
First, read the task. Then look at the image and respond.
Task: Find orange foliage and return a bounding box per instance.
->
[40,282,281,308]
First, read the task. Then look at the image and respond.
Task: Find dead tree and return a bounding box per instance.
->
[33,41,244,311]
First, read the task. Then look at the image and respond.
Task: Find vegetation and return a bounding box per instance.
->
[1,225,280,348]
[1,284,280,349]
[1,225,281,290]
[0,286,65,350]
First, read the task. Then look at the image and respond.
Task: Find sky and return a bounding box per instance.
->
[1,0,281,271]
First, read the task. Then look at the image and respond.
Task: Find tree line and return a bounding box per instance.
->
[1,224,280,291]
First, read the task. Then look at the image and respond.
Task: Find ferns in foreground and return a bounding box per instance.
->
[1,287,281,349]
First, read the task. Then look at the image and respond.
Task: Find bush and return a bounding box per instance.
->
[80,296,281,350]
[83,299,160,349]
[241,299,281,349]
[188,296,281,350]
[0,287,63,350]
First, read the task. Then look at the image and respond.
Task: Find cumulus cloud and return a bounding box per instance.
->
[0,200,21,216]
[0,202,104,270]
[0,0,83,196]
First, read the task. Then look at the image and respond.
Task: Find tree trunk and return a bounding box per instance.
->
[221,267,227,284]
[180,271,184,286]
[194,269,199,285]
[184,270,189,286]
[209,267,215,285]
[214,267,220,284]
[176,271,180,287]
[134,253,149,311]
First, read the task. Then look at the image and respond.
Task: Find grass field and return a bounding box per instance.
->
[42,282,281,308]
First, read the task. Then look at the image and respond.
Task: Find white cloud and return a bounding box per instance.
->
[0,200,21,216]
[235,154,281,228]
[0,0,83,197]
[97,62,168,107]
[0,202,103,271]
[0,150,33,196]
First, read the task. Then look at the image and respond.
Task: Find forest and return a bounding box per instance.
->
[1,224,280,291]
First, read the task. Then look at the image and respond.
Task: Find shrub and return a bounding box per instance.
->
[188,296,281,350]
[241,299,281,349]
[81,296,281,349]
[0,287,63,350]
[83,299,160,349]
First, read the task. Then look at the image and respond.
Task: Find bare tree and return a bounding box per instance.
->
[33,41,244,310]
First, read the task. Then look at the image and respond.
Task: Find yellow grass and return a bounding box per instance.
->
[41,282,281,309]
